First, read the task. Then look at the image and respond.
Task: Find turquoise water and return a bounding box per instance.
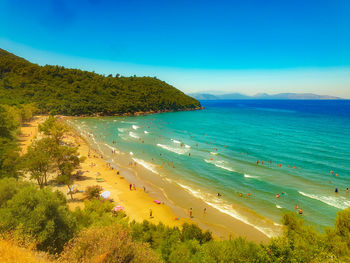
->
[71,100,350,235]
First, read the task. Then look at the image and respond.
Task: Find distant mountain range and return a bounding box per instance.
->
[189,92,343,100]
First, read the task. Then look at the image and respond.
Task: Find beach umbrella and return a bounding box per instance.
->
[113,205,124,212]
[100,191,111,199]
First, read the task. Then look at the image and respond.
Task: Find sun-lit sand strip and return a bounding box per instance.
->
[20,116,272,243]
[19,116,47,155]
[19,116,186,228]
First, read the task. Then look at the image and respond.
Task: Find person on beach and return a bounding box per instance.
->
[129,184,132,191]
[149,209,153,218]
[335,188,338,193]
[143,186,146,192]
[346,188,349,193]
[217,193,222,197]
[133,184,136,190]
[203,208,206,215]
[189,208,193,218]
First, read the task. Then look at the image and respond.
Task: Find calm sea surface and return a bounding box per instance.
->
[72,100,350,233]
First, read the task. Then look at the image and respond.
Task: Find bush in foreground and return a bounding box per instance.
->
[0,178,77,254]
[59,224,161,263]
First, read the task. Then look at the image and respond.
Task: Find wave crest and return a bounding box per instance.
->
[157,144,189,155]
[299,191,350,209]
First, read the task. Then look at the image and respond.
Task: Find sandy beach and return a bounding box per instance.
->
[20,116,186,228]
[20,116,270,243]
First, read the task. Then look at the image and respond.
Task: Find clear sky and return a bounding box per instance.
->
[1,0,350,98]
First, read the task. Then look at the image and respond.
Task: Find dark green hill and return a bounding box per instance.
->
[0,49,200,115]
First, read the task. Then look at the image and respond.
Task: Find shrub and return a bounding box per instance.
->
[84,185,103,200]
[73,199,127,229]
[0,179,77,254]
[59,224,161,263]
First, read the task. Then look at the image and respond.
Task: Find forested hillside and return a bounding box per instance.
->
[0,49,200,115]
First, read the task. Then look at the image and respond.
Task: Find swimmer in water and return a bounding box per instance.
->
[335,188,338,193]
[217,193,222,197]
[298,208,303,215]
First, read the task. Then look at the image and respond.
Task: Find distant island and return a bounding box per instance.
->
[189,92,343,100]
[0,49,201,116]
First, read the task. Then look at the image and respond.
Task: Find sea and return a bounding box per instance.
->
[69,100,350,237]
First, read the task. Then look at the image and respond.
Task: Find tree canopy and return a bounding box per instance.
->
[0,49,201,116]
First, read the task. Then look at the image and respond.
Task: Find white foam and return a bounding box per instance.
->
[185,144,191,149]
[129,152,133,156]
[244,174,259,179]
[176,182,278,238]
[299,191,350,209]
[113,120,117,122]
[171,139,181,144]
[144,130,149,134]
[104,144,121,154]
[129,132,140,139]
[276,205,282,209]
[157,144,189,155]
[210,152,218,155]
[205,159,235,172]
[132,158,160,175]
[132,125,140,130]
[118,128,126,133]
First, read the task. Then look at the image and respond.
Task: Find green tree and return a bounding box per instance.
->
[0,105,21,178]
[21,137,56,188]
[39,116,68,145]
[73,199,127,229]
[54,145,84,199]
[0,178,77,254]
[20,103,38,122]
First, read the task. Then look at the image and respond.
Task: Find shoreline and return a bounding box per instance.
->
[64,116,275,243]
[19,115,273,243]
[66,106,204,118]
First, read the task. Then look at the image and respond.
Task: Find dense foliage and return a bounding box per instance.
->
[0,178,77,254]
[0,104,37,179]
[59,225,161,263]
[1,177,350,262]
[0,49,200,115]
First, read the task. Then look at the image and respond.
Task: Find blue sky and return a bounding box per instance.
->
[1,0,350,97]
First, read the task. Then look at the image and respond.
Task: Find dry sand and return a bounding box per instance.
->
[20,116,186,228]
